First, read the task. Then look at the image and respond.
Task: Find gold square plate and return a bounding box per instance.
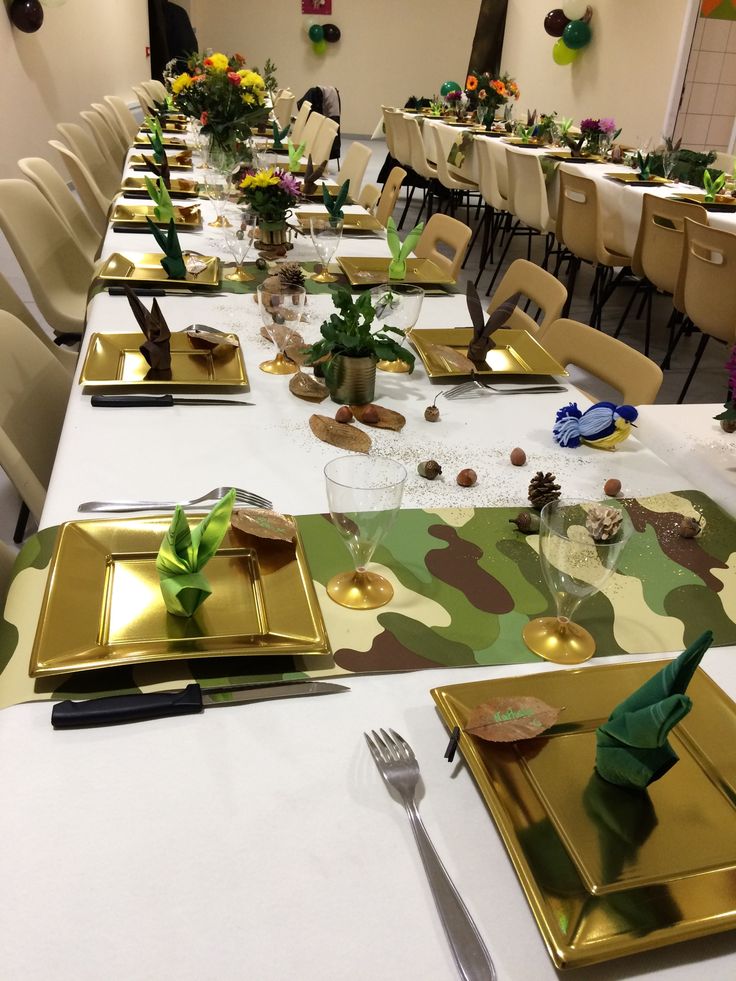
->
[141,120,187,133]
[605,172,672,186]
[30,515,331,676]
[502,138,547,148]
[297,211,383,234]
[545,153,606,164]
[134,134,187,149]
[431,662,736,969]
[120,177,199,199]
[110,203,202,229]
[130,152,192,171]
[409,327,567,379]
[337,257,455,287]
[303,186,355,204]
[98,251,221,290]
[672,193,736,212]
[78,332,247,389]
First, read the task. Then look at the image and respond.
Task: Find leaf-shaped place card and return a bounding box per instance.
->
[185,326,240,358]
[289,371,328,403]
[465,696,562,742]
[231,508,297,543]
[350,404,406,431]
[428,344,476,375]
[309,414,372,453]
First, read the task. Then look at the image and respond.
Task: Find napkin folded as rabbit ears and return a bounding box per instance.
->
[123,284,171,371]
[386,217,424,280]
[287,139,306,173]
[143,152,171,189]
[271,120,290,151]
[144,176,175,223]
[322,179,350,221]
[466,281,520,364]
[303,155,327,195]
[145,217,187,280]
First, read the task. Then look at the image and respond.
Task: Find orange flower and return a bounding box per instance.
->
[227,71,242,86]
[203,57,213,66]
[491,79,508,98]
[466,75,478,92]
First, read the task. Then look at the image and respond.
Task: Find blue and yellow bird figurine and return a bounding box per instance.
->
[553,401,638,451]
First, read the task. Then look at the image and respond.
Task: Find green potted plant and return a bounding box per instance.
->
[303,288,414,404]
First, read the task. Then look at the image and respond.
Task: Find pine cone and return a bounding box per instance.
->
[585,505,623,542]
[279,262,306,289]
[528,471,561,510]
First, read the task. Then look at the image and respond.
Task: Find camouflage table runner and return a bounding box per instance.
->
[1,491,735,708]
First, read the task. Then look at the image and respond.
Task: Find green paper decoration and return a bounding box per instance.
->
[563,18,592,49]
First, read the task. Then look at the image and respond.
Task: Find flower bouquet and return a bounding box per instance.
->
[171,52,268,153]
[577,117,620,156]
[715,344,736,433]
[464,71,520,127]
[238,166,302,245]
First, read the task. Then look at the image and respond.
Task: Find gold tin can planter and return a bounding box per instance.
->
[259,221,290,247]
[328,355,376,405]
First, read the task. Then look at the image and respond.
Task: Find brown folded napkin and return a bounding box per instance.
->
[144,153,171,189]
[466,282,520,366]
[303,155,327,196]
[124,285,172,372]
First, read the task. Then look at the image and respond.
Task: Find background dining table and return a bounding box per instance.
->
[1,140,735,980]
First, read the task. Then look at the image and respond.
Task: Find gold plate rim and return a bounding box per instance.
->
[120,177,199,199]
[98,251,221,289]
[297,212,383,232]
[110,204,202,229]
[336,256,456,287]
[409,327,567,379]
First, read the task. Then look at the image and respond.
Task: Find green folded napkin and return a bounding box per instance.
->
[156,489,236,618]
[146,116,166,165]
[144,176,176,224]
[145,217,186,280]
[387,217,424,280]
[271,120,290,151]
[287,139,306,173]
[322,179,349,223]
[595,630,713,789]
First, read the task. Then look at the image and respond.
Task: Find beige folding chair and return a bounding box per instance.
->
[290,101,312,143]
[381,107,400,160]
[335,143,372,198]
[49,141,111,233]
[56,122,119,198]
[473,134,511,286]
[405,115,439,221]
[0,270,77,373]
[542,318,663,405]
[307,118,339,168]
[0,310,72,539]
[104,95,140,143]
[0,179,93,339]
[668,218,736,402]
[81,109,126,170]
[273,92,295,131]
[143,79,168,103]
[92,101,131,154]
[413,213,472,281]
[299,112,325,158]
[0,539,16,603]
[134,83,156,116]
[375,166,407,227]
[430,125,478,220]
[487,258,567,340]
[357,184,381,213]
[18,157,102,263]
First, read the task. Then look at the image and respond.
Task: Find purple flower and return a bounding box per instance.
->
[599,118,617,135]
[579,117,601,134]
[276,170,302,197]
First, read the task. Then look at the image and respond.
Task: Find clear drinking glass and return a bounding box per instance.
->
[324,455,407,609]
[310,217,343,283]
[202,168,230,227]
[523,499,632,664]
[369,283,424,373]
[476,105,488,128]
[257,283,306,375]
[223,214,259,282]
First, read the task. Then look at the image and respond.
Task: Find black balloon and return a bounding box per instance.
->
[543,8,569,37]
[9,0,44,32]
[323,23,341,43]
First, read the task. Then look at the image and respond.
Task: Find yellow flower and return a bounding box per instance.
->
[242,92,255,105]
[171,73,192,95]
[239,70,265,90]
[206,52,229,72]
[240,168,280,190]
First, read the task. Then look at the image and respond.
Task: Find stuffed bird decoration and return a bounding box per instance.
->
[553,401,638,451]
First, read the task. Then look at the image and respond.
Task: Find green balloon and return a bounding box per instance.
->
[312,38,328,55]
[440,80,461,97]
[552,38,580,65]
[562,19,592,50]
[308,23,324,42]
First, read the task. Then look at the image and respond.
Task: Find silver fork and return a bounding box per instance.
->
[445,379,567,400]
[78,485,272,513]
[365,729,496,981]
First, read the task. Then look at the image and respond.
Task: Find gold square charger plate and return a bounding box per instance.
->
[134,134,187,149]
[337,257,455,287]
[672,192,736,212]
[79,332,247,389]
[297,211,383,234]
[409,327,567,380]
[130,152,192,171]
[30,515,330,676]
[502,137,547,148]
[110,203,202,229]
[98,251,221,290]
[120,176,199,199]
[141,120,187,133]
[431,661,736,969]
[605,172,672,187]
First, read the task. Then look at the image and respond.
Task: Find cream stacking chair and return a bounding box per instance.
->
[133,84,156,116]
[375,166,407,227]
[299,111,325,158]
[49,141,111,233]
[81,109,126,171]
[104,95,140,143]
[0,270,77,373]
[290,101,312,143]
[413,213,472,281]
[273,91,295,131]
[405,115,440,221]
[487,259,567,340]
[335,143,372,198]
[357,184,381,213]
[56,122,119,199]
[473,135,511,286]
[93,101,132,153]
[307,118,339,168]
[143,79,168,103]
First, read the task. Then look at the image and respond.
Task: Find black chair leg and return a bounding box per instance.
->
[13,502,30,544]
[486,220,519,296]
[677,333,710,403]
[562,257,580,317]
[398,185,416,229]
[661,311,686,369]
[643,289,653,357]
[613,280,644,338]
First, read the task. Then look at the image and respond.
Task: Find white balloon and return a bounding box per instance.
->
[562,1,588,20]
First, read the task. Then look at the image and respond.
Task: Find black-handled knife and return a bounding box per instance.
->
[90,395,254,407]
[106,287,226,297]
[52,680,349,728]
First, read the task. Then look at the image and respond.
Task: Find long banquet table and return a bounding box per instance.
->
[1,138,736,981]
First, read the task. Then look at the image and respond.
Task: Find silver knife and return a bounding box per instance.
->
[90,395,254,407]
[51,680,349,728]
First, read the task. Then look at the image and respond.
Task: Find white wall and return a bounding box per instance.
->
[501,0,694,147]
[189,0,481,135]
[0,0,150,177]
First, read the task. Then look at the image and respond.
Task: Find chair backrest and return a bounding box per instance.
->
[632,194,708,296]
[56,122,119,198]
[290,100,312,143]
[336,142,372,195]
[104,95,140,142]
[300,112,325,156]
[0,269,76,372]
[273,93,295,131]
[431,125,475,191]
[381,107,400,158]
[405,116,437,181]
[357,183,381,212]
[0,310,71,520]
[391,113,412,168]
[0,539,16,608]
[556,170,599,265]
[542,318,663,404]
[473,136,507,212]
[81,109,126,171]
[676,218,736,344]
[0,179,92,337]
[18,157,101,263]
[488,259,567,339]
[133,84,155,116]
[375,166,406,227]
[413,213,472,280]
[307,117,338,167]
[92,102,130,154]
[505,147,552,232]
[145,79,168,102]
[49,141,110,233]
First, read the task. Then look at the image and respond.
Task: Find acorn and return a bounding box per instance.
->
[424,393,441,422]
[335,406,353,423]
[417,460,442,480]
[362,405,379,424]
[679,516,702,539]
[255,257,268,271]
[604,478,622,498]
[509,511,540,534]
[456,468,477,487]
[721,418,736,434]
[510,447,526,467]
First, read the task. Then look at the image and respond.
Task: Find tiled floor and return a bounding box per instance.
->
[0,137,729,553]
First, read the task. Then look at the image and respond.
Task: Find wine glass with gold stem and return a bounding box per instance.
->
[369,284,424,373]
[257,283,306,375]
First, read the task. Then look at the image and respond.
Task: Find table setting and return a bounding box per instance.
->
[2,63,736,981]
